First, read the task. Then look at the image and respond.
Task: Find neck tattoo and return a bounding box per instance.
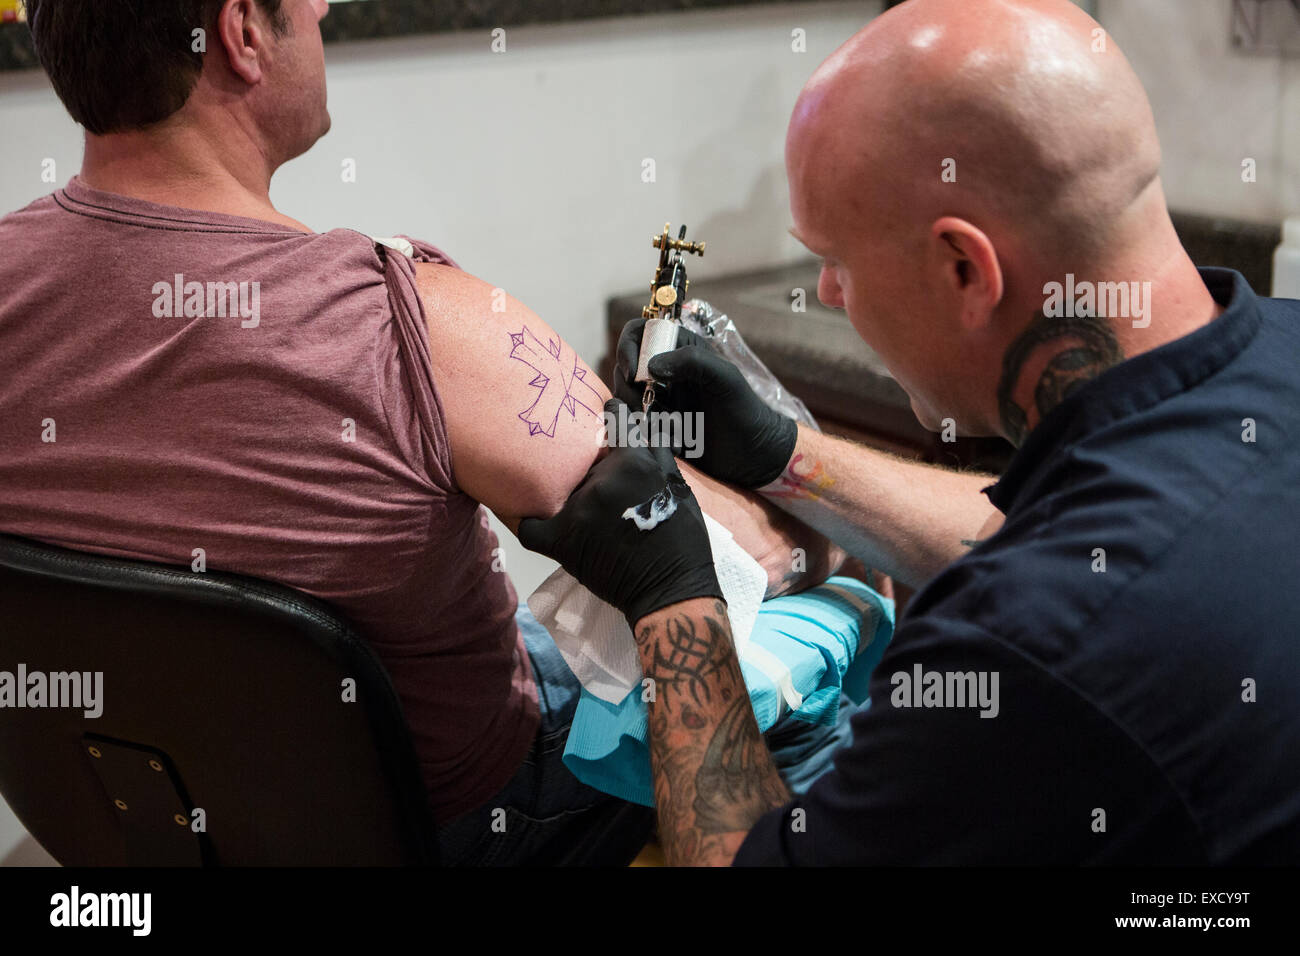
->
[996,311,1124,446]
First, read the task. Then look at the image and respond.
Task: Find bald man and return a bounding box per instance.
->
[519,0,1300,865]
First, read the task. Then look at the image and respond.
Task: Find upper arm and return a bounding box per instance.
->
[414,262,608,531]
[414,261,841,588]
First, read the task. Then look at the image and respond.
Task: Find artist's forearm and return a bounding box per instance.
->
[634,598,790,866]
[680,462,844,599]
[759,425,999,590]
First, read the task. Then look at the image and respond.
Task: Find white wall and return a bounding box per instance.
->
[1100,0,1300,223]
[0,794,34,863]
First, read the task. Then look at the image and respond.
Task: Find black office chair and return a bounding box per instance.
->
[0,533,439,866]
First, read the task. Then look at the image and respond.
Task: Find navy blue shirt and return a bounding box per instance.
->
[735,269,1300,864]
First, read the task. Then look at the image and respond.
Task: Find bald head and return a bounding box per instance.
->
[789,0,1160,266]
[784,0,1208,443]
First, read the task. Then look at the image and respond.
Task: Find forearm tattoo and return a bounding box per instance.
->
[692,694,792,835]
[642,612,726,713]
[996,311,1124,446]
[636,600,790,865]
[766,453,835,501]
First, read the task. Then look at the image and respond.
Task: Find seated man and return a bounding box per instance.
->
[0,0,843,864]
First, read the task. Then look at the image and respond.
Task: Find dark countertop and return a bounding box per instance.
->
[0,0,844,72]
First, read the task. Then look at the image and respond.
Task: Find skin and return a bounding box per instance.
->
[73,0,837,596]
[639,0,1231,865]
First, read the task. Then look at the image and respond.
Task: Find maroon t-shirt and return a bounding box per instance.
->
[0,176,539,822]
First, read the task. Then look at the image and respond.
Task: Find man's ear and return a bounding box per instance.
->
[215,0,267,85]
[930,216,1004,333]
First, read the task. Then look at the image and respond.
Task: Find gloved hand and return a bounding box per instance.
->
[613,317,799,490]
[518,398,725,630]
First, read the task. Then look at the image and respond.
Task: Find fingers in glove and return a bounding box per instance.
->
[517,514,559,558]
[645,344,738,396]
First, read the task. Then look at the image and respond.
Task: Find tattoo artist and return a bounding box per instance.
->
[520,0,1300,865]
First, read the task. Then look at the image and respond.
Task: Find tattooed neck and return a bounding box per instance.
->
[996,311,1124,446]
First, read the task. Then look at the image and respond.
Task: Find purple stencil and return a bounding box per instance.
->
[509,326,602,437]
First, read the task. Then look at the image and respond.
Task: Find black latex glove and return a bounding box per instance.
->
[613,317,799,490]
[518,398,725,630]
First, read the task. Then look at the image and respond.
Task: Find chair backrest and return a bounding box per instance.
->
[0,534,438,866]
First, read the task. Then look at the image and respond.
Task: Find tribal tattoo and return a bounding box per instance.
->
[640,612,727,713]
[996,311,1124,446]
[508,326,603,437]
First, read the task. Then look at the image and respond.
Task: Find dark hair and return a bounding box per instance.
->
[26,0,287,135]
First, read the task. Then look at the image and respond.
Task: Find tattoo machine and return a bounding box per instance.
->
[636,223,706,413]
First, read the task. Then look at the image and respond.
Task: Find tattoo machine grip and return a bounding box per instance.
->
[635,317,680,384]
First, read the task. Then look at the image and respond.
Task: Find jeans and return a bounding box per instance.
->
[436,603,856,866]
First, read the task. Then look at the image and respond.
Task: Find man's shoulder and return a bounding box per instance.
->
[1261,291,1300,321]
[942,332,1300,642]
[0,192,62,237]
[384,235,459,269]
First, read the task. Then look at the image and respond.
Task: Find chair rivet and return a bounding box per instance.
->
[114,799,128,811]
[148,759,163,772]
[173,814,188,827]
[87,746,101,758]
